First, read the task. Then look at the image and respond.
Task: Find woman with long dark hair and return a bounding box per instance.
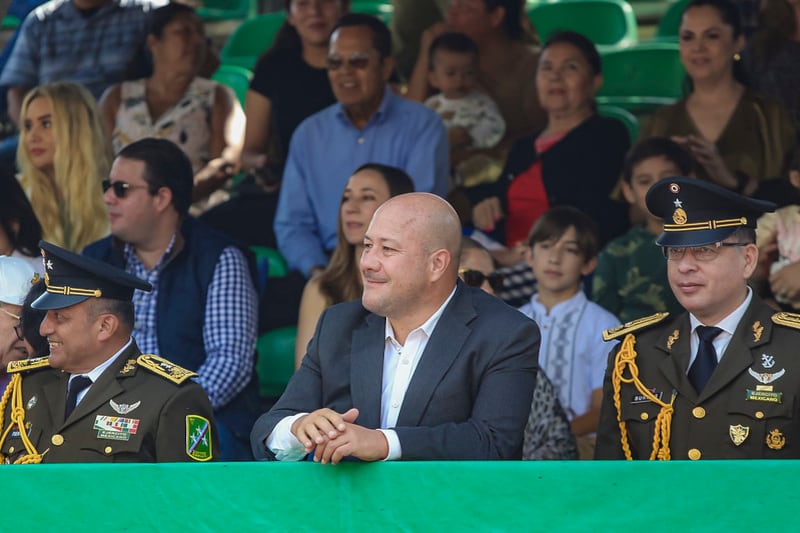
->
[294,163,413,368]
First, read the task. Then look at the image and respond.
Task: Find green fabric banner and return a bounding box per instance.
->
[3,461,796,531]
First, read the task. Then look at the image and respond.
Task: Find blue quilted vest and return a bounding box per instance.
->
[83,217,260,447]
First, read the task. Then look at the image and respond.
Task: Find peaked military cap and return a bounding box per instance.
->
[32,241,152,310]
[646,177,776,247]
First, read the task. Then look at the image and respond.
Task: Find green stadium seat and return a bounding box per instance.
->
[250,245,294,398]
[211,64,253,108]
[256,325,297,398]
[598,104,640,141]
[251,245,289,280]
[220,11,287,70]
[655,0,690,41]
[197,0,256,21]
[526,0,638,50]
[596,42,686,113]
[1,15,20,29]
[351,0,394,23]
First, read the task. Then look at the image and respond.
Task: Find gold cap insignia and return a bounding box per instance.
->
[672,208,688,225]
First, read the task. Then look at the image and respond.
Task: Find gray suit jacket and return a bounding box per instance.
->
[251,283,540,460]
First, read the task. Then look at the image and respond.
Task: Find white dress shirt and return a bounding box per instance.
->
[267,287,458,461]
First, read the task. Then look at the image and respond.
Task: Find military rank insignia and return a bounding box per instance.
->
[137,354,197,384]
[186,415,213,462]
[666,329,680,350]
[752,321,764,342]
[766,429,786,450]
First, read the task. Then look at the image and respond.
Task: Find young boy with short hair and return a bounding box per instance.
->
[518,206,619,459]
[425,32,505,188]
[592,137,693,322]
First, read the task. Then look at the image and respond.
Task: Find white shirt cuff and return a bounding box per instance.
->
[378,429,401,461]
[266,413,308,461]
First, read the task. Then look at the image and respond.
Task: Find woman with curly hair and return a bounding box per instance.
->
[17,81,111,252]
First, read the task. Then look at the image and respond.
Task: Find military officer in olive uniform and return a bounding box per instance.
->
[0,242,218,463]
[596,177,800,460]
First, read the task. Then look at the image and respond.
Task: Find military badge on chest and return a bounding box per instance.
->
[94,415,140,441]
[745,354,785,403]
[730,425,749,446]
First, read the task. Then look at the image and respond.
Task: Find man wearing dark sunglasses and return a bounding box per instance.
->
[0,256,39,396]
[83,138,260,461]
[274,13,449,279]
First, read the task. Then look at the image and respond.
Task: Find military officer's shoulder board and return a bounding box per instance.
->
[136,354,197,385]
[602,312,670,341]
[772,312,800,331]
[6,356,51,374]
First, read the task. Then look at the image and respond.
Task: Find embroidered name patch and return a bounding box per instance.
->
[746,389,783,403]
[631,389,663,404]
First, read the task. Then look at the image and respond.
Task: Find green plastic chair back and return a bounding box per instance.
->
[351,1,394,23]
[220,11,288,70]
[211,64,253,108]
[655,0,691,41]
[256,326,297,398]
[526,0,638,50]
[1,15,20,29]
[197,0,256,21]
[597,104,640,141]
[596,42,686,113]
[250,245,288,279]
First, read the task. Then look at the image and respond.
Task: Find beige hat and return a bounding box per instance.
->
[0,255,39,306]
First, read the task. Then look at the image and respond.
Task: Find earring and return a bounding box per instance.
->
[733,52,741,61]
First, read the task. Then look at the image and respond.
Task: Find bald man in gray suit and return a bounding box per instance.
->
[251,193,539,463]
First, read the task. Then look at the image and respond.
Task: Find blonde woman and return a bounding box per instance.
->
[17,82,111,252]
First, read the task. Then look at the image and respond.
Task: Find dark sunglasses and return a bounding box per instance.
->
[326,52,373,71]
[459,269,505,292]
[102,179,149,198]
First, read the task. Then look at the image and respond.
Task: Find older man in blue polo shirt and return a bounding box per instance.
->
[273,13,449,278]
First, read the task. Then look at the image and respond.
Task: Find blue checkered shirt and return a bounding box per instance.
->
[0,0,165,98]
[124,237,258,410]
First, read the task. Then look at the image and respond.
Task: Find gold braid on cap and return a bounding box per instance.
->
[0,374,45,464]
[44,274,102,298]
[612,333,676,460]
[663,217,748,232]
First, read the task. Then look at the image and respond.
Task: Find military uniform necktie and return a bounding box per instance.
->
[689,326,722,393]
[65,375,93,419]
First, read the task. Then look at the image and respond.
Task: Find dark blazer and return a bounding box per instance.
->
[1,341,218,463]
[596,296,800,460]
[251,283,540,461]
